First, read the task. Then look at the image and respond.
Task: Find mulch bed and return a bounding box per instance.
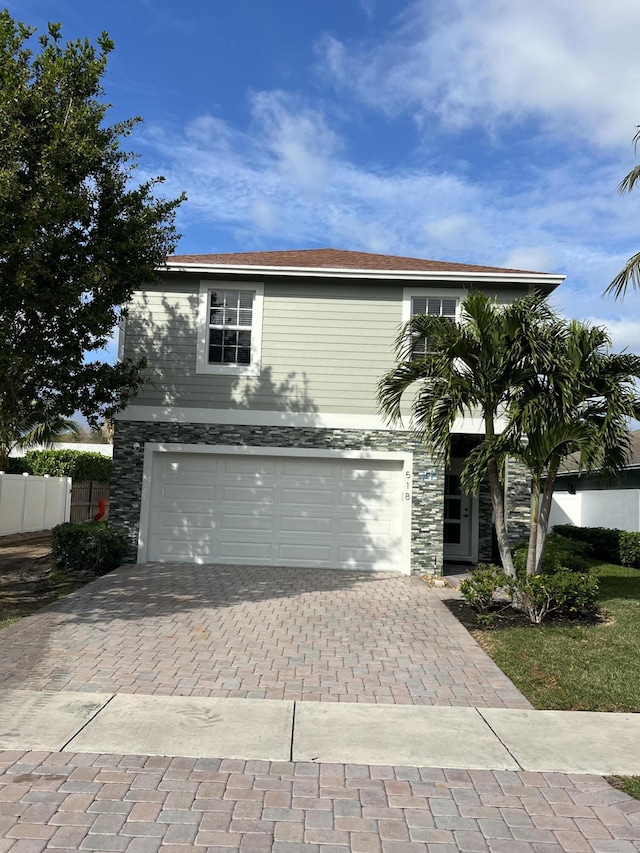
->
[444,597,607,635]
[0,531,82,623]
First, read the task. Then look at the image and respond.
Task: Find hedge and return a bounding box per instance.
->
[552,524,640,569]
[9,449,111,482]
[51,521,126,578]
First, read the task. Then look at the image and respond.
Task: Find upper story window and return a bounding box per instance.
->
[196,281,264,376]
[402,288,466,357]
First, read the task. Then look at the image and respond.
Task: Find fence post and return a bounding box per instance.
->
[64,476,72,523]
[20,472,29,533]
[43,474,49,530]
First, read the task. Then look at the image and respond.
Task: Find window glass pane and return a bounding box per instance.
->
[427,298,442,316]
[411,296,426,316]
[444,522,461,544]
[442,298,457,317]
[207,289,255,365]
[445,498,461,520]
[446,474,461,496]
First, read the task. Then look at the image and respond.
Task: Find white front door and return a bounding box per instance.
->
[443,462,477,561]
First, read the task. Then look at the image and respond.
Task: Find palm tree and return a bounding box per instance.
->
[605,125,640,298]
[507,321,640,574]
[377,291,559,577]
[0,416,80,470]
[378,293,640,577]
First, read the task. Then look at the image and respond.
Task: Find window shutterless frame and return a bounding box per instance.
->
[196,281,264,376]
[401,287,467,356]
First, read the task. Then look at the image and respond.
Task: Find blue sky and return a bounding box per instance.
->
[8,0,640,351]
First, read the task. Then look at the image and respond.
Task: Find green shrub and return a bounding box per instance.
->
[460,564,512,613]
[51,521,126,578]
[513,569,598,624]
[20,449,111,482]
[619,531,640,569]
[512,535,590,575]
[552,524,621,564]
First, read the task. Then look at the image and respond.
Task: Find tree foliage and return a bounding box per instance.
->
[378,292,640,576]
[0,11,185,467]
[605,125,640,298]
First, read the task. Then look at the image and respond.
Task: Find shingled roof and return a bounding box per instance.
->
[559,431,640,474]
[166,247,545,275]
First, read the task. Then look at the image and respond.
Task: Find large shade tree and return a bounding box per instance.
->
[0,11,185,468]
[378,292,640,576]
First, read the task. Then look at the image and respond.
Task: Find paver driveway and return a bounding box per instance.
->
[2,750,640,853]
[0,563,530,708]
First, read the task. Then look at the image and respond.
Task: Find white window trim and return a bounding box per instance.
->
[402,286,468,324]
[196,280,264,376]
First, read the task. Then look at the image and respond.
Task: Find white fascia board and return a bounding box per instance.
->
[161,261,565,289]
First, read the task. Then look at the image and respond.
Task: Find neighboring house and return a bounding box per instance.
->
[551,431,640,533]
[111,248,563,574]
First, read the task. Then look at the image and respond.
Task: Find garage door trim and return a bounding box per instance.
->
[137,442,413,573]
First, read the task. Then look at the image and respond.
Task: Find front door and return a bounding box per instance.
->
[443,461,477,561]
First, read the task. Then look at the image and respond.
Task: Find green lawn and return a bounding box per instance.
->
[477,562,640,712]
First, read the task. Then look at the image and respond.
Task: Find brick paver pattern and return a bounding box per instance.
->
[1,750,639,853]
[0,564,530,708]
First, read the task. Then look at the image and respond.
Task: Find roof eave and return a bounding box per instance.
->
[160,260,566,288]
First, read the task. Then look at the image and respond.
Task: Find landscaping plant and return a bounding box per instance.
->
[51,521,126,578]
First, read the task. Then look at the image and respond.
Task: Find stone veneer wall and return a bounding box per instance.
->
[110,420,446,575]
[505,458,531,546]
[477,478,494,562]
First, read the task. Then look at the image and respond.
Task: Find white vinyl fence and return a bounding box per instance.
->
[550,489,640,533]
[0,472,72,535]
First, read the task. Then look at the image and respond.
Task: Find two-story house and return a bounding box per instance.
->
[111,248,563,575]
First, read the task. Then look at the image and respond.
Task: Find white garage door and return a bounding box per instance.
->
[145,450,406,572]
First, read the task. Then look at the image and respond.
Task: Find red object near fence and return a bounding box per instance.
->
[93,497,107,521]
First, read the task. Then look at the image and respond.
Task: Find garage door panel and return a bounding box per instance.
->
[220,514,274,531]
[218,541,273,560]
[280,516,332,533]
[281,488,333,505]
[224,457,278,475]
[339,518,396,537]
[147,450,405,570]
[155,538,215,557]
[159,512,216,528]
[221,486,275,503]
[278,543,332,562]
[282,459,333,476]
[163,457,220,474]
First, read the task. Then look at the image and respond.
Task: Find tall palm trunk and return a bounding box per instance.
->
[526,455,561,575]
[487,456,515,576]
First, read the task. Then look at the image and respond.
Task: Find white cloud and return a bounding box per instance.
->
[136,83,640,345]
[583,316,640,353]
[319,0,640,147]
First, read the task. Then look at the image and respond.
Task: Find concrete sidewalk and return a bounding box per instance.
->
[3,690,640,777]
